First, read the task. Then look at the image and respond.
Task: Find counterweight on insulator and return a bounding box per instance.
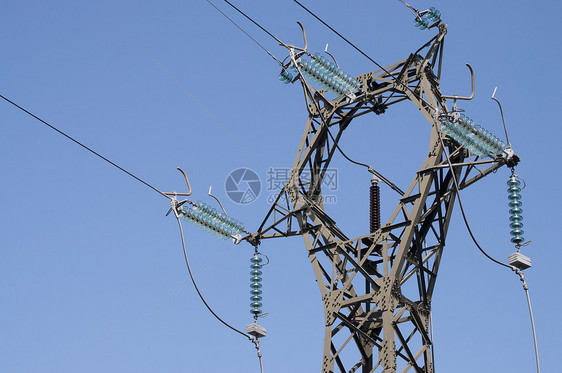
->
[370,177,381,233]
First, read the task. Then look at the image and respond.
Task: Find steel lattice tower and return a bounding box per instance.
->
[248,25,516,372]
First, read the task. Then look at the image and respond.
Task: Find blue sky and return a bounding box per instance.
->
[1,0,560,371]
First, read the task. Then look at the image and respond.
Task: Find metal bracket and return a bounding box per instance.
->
[164,167,193,216]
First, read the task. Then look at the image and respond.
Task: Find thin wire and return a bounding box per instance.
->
[326,129,405,196]
[0,94,170,200]
[436,130,513,270]
[222,0,285,47]
[206,0,282,65]
[173,210,251,340]
[491,87,512,147]
[292,0,390,75]
[292,0,442,114]
[396,0,419,16]
[439,131,541,372]
[524,283,541,373]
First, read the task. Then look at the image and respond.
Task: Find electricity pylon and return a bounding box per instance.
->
[249,24,517,372]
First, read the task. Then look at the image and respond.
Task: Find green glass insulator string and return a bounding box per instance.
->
[179,201,244,240]
[439,114,506,158]
[250,252,263,317]
[507,176,524,246]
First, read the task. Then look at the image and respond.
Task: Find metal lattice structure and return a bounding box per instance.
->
[248,24,517,372]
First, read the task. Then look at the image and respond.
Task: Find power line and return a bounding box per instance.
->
[436,130,512,270]
[222,0,285,47]
[205,0,282,65]
[172,209,251,340]
[0,94,171,201]
[292,0,390,74]
[438,129,541,372]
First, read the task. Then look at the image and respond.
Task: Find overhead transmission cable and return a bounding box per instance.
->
[172,208,265,372]
[172,209,251,339]
[291,1,439,111]
[222,0,286,47]
[292,0,391,76]
[1,92,265,368]
[0,94,170,201]
[437,131,540,373]
[205,0,283,66]
[436,130,512,270]
[396,0,419,16]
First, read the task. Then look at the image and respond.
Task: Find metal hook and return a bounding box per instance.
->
[164,167,192,197]
[296,21,308,51]
[208,186,228,215]
[324,44,340,68]
[443,63,475,101]
[491,87,512,147]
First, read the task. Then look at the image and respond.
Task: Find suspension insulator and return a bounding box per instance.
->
[250,254,263,316]
[427,7,441,21]
[279,69,293,84]
[507,176,524,245]
[180,202,245,239]
[370,178,381,233]
[298,53,360,98]
[414,7,441,29]
[414,15,429,30]
[439,114,506,158]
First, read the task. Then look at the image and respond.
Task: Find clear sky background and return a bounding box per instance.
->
[1,1,560,372]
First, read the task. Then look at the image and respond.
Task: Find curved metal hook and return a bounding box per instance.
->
[296,21,308,51]
[208,186,228,215]
[491,87,512,147]
[164,167,192,197]
[176,167,192,196]
[324,44,340,68]
[443,63,475,101]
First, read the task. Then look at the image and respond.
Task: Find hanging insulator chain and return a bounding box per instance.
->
[507,175,524,248]
[250,251,263,318]
[370,177,381,233]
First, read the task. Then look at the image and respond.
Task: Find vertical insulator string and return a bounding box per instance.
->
[370,178,381,233]
[507,175,524,248]
[250,251,263,318]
